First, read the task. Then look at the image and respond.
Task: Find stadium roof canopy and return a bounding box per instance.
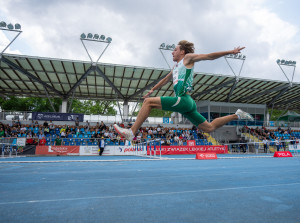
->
[0,53,299,111]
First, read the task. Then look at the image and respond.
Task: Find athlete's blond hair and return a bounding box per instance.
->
[178,40,195,54]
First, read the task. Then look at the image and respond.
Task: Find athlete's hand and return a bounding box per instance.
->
[232,46,245,54]
[143,89,154,99]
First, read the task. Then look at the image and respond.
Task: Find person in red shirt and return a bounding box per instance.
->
[39,136,46,146]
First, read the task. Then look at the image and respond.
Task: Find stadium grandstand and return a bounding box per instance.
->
[1,51,300,156]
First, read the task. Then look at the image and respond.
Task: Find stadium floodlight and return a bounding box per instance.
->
[106,37,112,43]
[80,31,113,65]
[14,23,21,30]
[100,35,105,40]
[159,42,175,51]
[0,21,22,55]
[93,34,99,39]
[277,58,296,67]
[0,21,6,28]
[7,23,14,30]
[225,53,246,60]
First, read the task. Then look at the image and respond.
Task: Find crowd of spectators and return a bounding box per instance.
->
[241,125,300,151]
[0,120,209,146]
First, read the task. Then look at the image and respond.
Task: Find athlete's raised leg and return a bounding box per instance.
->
[131,97,162,134]
[197,109,253,133]
[114,97,162,141]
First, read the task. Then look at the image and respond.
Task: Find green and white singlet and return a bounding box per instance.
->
[160,58,206,126]
[172,58,194,97]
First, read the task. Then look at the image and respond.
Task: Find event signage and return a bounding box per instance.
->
[196,153,218,160]
[79,146,99,155]
[36,146,80,155]
[34,145,227,156]
[148,145,227,155]
[32,112,84,121]
[273,151,293,157]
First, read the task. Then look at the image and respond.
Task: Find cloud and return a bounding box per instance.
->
[1,0,299,82]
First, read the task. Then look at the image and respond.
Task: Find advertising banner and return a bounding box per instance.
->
[103,145,146,156]
[36,146,80,155]
[79,146,99,156]
[273,151,293,157]
[17,138,26,146]
[196,153,218,160]
[148,145,228,155]
[32,112,84,121]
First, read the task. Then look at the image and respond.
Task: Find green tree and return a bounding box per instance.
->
[0,97,117,115]
[70,99,117,115]
[269,109,286,121]
[0,96,61,112]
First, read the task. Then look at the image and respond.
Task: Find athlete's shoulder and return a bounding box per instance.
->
[184,53,196,67]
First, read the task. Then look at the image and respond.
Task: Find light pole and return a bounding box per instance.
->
[0,21,22,56]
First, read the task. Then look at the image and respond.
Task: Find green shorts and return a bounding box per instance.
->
[160,94,206,126]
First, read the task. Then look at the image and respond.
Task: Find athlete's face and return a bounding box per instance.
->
[172,45,185,62]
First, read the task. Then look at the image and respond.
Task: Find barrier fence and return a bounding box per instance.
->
[1,137,299,158]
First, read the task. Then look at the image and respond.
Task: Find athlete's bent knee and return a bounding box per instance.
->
[198,122,215,133]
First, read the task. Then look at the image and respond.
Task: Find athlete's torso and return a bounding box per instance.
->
[172,58,194,97]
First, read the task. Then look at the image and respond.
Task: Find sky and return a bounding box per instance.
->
[1,0,300,83]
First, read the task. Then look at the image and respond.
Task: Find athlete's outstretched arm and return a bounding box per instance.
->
[143,71,173,98]
[185,46,245,64]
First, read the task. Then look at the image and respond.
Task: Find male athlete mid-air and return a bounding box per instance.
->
[114,40,253,141]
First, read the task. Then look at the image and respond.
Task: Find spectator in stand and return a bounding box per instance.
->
[38,131,45,140]
[75,117,79,127]
[26,133,34,145]
[104,130,109,138]
[43,120,49,128]
[49,121,55,134]
[174,134,180,144]
[54,135,62,146]
[39,136,46,146]
[33,125,39,135]
[0,128,4,137]
[61,130,66,138]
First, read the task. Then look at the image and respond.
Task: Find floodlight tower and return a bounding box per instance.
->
[224,53,246,102]
[276,59,296,87]
[80,32,112,65]
[0,21,22,57]
[270,59,297,119]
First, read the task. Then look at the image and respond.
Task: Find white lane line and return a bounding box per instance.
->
[0,182,299,205]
